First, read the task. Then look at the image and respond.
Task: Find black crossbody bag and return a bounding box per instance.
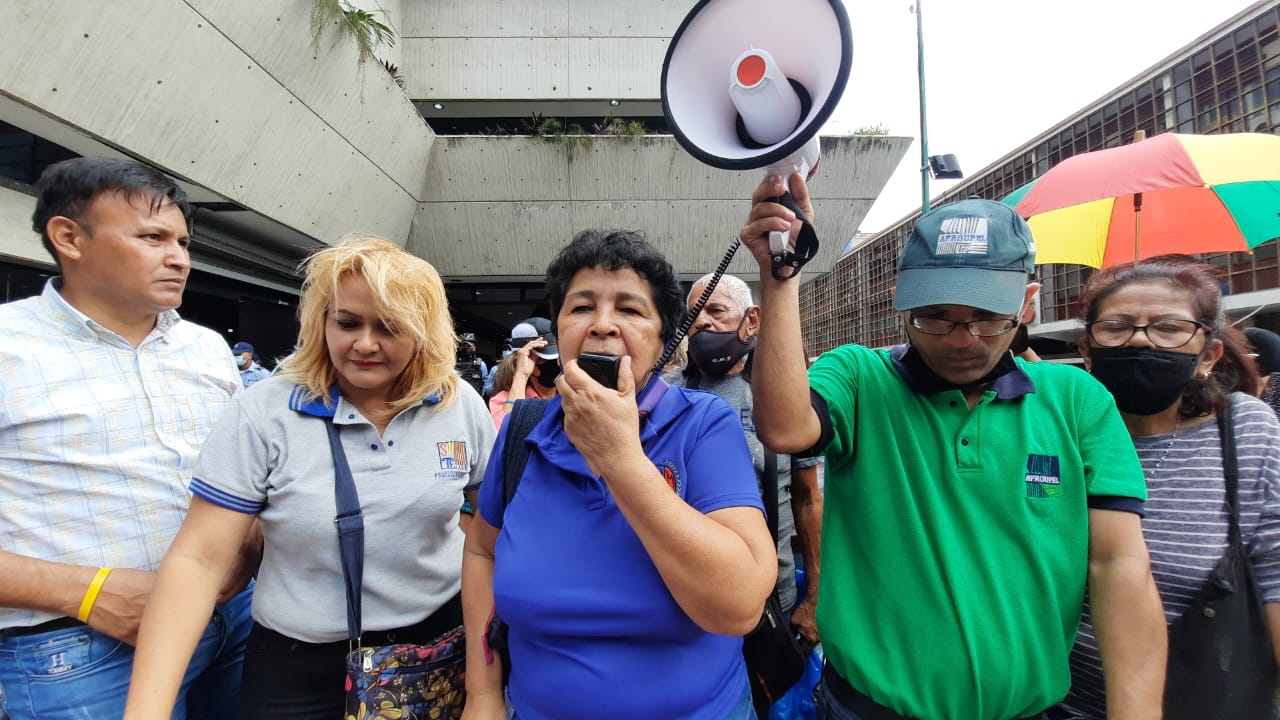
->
[1163,398,1277,720]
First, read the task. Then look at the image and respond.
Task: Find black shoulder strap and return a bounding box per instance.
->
[762,449,779,543]
[1216,396,1241,547]
[499,399,549,511]
[685,367,702,390]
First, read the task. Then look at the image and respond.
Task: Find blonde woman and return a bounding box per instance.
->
[124,237,496,720]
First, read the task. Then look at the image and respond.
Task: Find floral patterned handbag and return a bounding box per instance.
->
[343,627,466,720]
[327,422,467,720]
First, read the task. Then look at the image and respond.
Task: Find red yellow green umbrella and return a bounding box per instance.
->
[1001,132,1280,267]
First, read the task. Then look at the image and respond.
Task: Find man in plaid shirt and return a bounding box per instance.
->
[0,158,257,720]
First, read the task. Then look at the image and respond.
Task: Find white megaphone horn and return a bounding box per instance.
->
[662,0,852,280]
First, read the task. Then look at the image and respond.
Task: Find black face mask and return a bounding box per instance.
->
[1088,346,1199,416]
[534,359,560,387]
[688,316,756,377]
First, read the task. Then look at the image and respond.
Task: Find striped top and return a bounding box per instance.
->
[0,280,242,629]
[1060,393,1280,718]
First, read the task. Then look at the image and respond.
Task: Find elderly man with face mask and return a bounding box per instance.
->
[663,274,823,654]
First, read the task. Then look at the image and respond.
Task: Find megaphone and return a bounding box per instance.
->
[661,0,852,280]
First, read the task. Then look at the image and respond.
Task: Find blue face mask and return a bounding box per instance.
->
[1088,346,1198,415]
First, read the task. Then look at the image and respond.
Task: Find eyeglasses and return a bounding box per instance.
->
[1085,319,1209,349]
[909,315,1018,337]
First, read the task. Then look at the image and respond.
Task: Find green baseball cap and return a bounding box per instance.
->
[893,198,1036,315]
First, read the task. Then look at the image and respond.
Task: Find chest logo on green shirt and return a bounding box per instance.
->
[435,440,470,479]
[1025,454,1062,498]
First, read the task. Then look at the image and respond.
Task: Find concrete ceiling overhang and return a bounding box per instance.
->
[409,133,911,283]
[0,94,319,291]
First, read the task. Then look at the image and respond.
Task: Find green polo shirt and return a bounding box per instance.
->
[810,344,1144,720]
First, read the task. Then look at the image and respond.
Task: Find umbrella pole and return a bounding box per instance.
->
[1133,191,1142,264]
[1131,130,1146,265]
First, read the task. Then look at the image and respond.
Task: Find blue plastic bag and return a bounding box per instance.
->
[768,646,823,720]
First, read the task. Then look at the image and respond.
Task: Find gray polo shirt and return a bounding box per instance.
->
[190,376,496,643]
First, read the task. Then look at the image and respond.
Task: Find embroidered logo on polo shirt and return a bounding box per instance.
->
[435,440,470,479]
[658,460,682,495]
[1025,453,1062,498]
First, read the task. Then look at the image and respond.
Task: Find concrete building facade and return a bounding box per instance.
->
[0,0,910,359]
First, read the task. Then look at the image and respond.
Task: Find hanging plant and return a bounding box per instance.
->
[310,0,396,69]
[382,59,406,90]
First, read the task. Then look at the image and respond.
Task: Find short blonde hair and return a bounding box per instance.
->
[279,235,457,412]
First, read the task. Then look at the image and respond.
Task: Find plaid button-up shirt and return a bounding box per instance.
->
[0,280,241,629]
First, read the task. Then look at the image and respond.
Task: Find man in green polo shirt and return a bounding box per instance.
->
[738,175,1166,720]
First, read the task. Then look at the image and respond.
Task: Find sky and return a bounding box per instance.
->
[822,0,1263,234]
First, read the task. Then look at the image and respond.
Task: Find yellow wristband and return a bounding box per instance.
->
[76,567,112,623]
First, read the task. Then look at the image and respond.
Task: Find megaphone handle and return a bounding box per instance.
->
[767,192,819,282]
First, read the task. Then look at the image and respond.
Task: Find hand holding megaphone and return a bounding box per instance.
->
[661,0,851,280]
[740,171,815,279]
[760,137,821,280]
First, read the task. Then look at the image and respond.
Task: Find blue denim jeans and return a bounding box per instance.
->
[0,586,252,720]
[815,677,865,720]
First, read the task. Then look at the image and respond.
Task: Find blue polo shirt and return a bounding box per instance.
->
[478,385,764,720]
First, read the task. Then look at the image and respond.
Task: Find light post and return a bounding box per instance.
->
[915,0,962,214]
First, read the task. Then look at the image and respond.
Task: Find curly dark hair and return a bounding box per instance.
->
[1079,255,1258,417]
[544,229,685,344]
[32,157,191,269]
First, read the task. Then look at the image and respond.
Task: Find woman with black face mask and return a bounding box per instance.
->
[487,332,560,431]
[1052,256,1280,720]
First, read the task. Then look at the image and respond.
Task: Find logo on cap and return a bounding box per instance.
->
[936,217,990,256]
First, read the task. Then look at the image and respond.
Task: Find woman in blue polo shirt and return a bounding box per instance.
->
[461,230,776,720]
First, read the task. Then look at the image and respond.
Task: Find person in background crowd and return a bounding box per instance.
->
[232,341,271,388]
[0,157,255,720]
[462,229,775,720]
[485,353,519,409]
[663,273,824,656]
[487,317,559,428]
[741,174,1165,720]
[663,335,688,374]
[456,332,487,396]
[1009,322,1043,362]
[1245,326,1280,417]
[123,237,495,720]
[1055,257,1280,719]
[482,343,509,398]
